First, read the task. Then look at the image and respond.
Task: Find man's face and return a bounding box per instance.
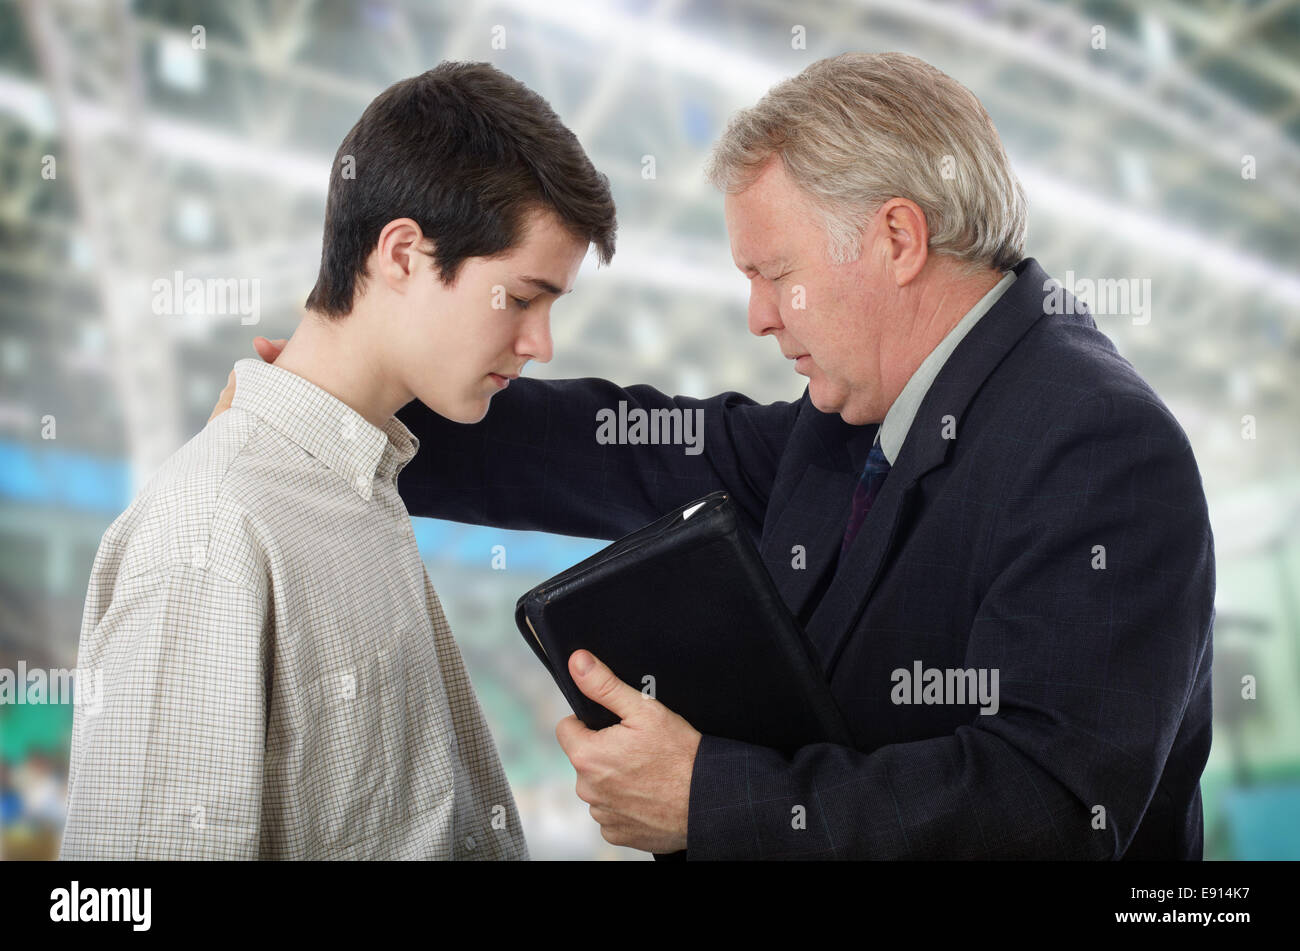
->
[394,209,588,424]
[724,158,893,425]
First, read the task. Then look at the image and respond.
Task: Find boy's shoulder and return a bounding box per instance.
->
[96,407,298,593]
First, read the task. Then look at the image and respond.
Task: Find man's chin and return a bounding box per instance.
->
[837,409,876,426]
[806,380,844,416]
[809,382,875,426]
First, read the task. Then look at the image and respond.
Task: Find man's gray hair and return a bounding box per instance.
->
[705,52,1028,272]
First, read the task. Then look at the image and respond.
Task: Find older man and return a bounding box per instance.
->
[217,52,1215,859]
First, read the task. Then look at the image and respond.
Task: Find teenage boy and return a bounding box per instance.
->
[61,61,616,860]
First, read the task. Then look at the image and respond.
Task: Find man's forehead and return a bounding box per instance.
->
[729,236,791,272]
[725,195,796,271]
[744,252,791,269]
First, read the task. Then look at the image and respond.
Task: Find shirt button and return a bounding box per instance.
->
[464,835,476,852]
[355,474,368,493]
[341,419,356,440]
[190,546,204,568]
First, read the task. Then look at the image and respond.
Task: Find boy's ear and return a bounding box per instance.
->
[374,217,431,291]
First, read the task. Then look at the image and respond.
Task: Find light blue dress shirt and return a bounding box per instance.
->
[876,270,1017,464]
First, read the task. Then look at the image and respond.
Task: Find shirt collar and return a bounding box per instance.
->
[877,270,1017,465]
[229,358,419,501]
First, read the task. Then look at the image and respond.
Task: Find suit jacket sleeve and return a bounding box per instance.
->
[395,377,803,541]
[686,392,1216,859]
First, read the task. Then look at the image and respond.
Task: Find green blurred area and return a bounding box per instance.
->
[0,701,72,763]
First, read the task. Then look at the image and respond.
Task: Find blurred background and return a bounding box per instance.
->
[1,0,1297,861]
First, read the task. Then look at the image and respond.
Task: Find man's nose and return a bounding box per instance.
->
[747,282,783,337]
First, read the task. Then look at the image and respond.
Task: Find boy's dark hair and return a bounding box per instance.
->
[305,62,617,316]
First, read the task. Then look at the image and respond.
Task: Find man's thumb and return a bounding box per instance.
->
[569,650,642,722]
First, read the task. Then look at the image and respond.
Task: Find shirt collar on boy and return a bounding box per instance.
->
[229,357,419,501]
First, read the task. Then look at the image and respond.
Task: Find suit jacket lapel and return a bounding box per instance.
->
[760,405,877,647]
[803,257,1055,676]
[762,465,855,625]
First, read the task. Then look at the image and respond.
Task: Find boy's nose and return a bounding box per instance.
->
[519,311,553,364]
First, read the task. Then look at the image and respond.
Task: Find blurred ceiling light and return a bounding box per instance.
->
[496,0,781,98]
[575,234,747,302]
[2,40,1294,311]
[1140,14,1175,70]
[144,117,327,190]
[68,234,94,270]
[0,74,57,134]
[1017,159,1300,307]
[157,33,206,92]
[1117,150,1153,202]
[174,194,213,244]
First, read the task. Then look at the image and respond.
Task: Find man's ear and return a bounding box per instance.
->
[373,218,430,293]
[876,198,929,287]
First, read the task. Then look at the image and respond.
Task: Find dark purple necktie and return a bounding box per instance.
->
[841,440,891,555]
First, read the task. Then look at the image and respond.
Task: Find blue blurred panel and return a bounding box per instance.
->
[0,440,605,573]
[51,451,131,512]
[0,790,21,825]
[411,518,605,575]
[1223,783,1300,859]
[0,443,55,505]
[0,441,129,513]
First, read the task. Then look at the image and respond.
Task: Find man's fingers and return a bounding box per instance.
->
[555,714,593,760]
[253,336,287,363]
[209,335,283,422]
[208,369,236,423]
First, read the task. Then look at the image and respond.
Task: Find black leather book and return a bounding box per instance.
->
[514,491,854,755]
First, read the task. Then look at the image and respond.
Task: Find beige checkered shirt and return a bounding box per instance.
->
[61,358,528,860]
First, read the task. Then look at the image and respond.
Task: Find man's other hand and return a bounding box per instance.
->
[208,337,287,422]
[556,649,701,854]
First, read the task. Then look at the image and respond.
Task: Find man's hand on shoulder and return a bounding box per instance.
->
[208,337,287,422]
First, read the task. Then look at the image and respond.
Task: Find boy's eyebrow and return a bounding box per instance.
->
[518,275,570,295]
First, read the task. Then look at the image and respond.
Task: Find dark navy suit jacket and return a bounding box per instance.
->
[395,257,1216,859]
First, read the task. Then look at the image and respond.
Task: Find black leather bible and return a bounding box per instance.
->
[514,491,854,755]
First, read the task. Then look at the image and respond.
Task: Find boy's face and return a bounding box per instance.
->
[392,209,589,424]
